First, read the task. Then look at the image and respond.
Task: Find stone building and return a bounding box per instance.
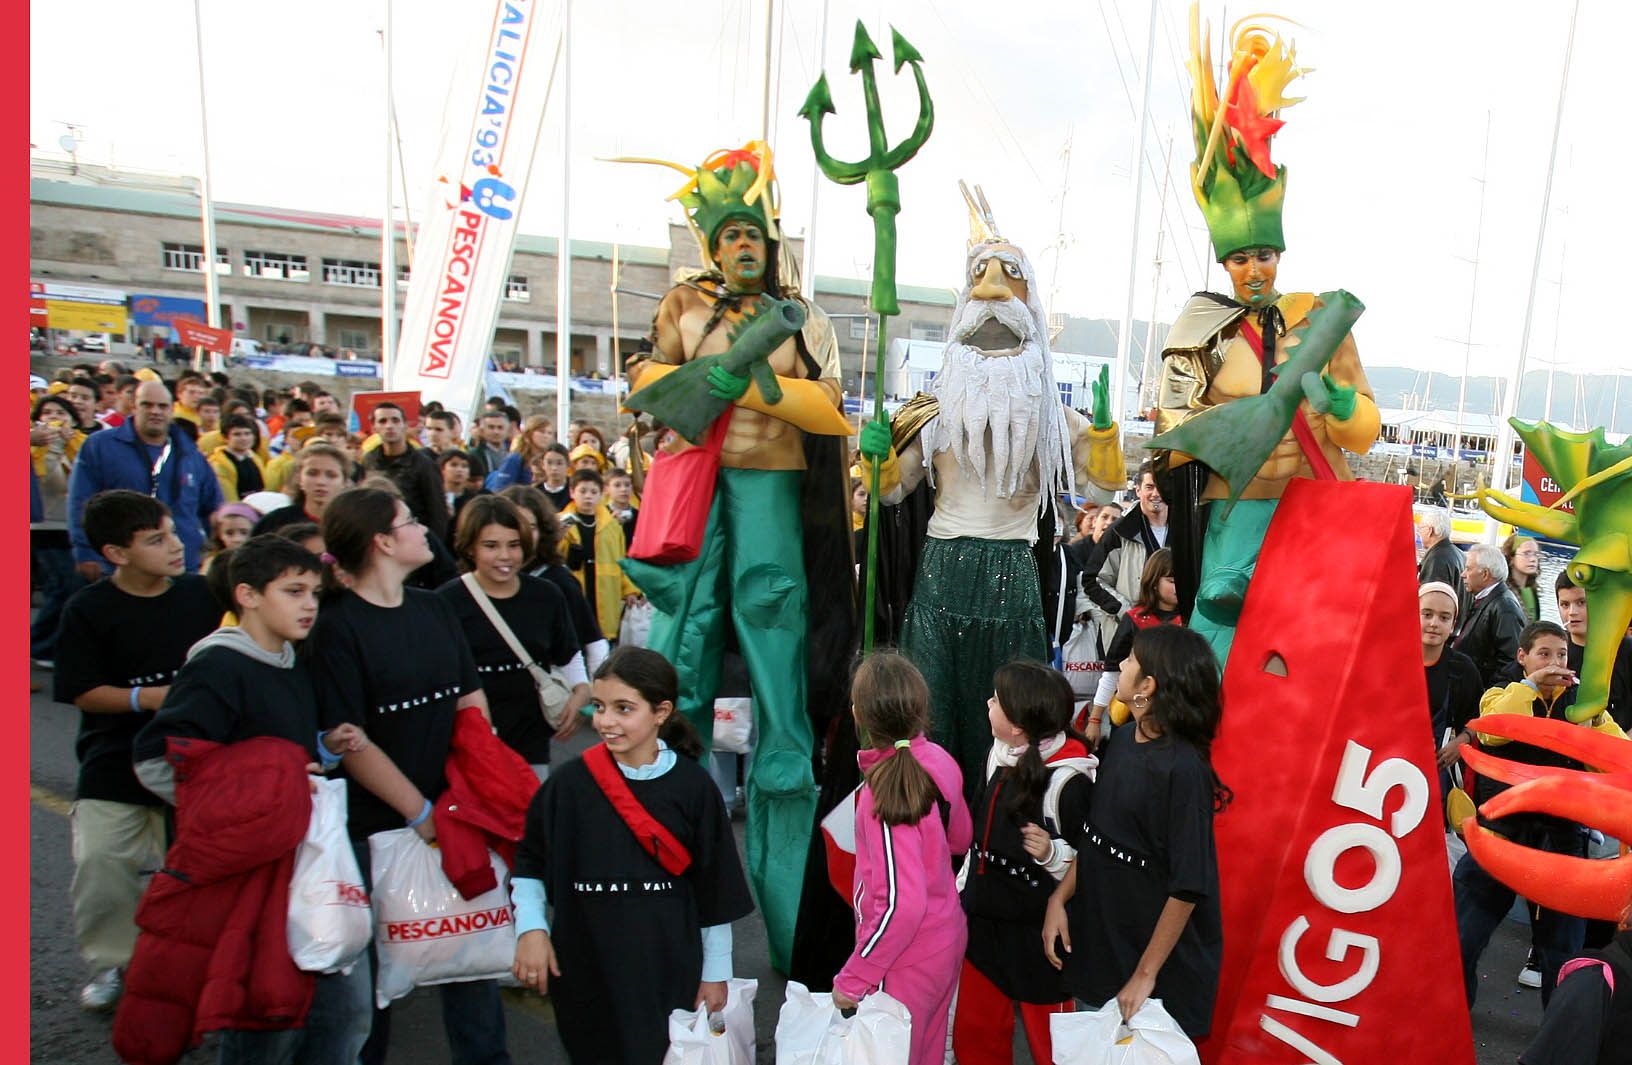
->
[29,161,957,395]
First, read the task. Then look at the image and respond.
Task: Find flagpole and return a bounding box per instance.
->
[381,0,398,381]
[190,0,223,373]
[554,0,573,443]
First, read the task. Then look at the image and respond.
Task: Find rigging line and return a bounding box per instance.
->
[1093,0,1207,289]
[922,0,1046,187]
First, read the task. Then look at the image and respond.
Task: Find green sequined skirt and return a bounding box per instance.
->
[900,536,1047,787]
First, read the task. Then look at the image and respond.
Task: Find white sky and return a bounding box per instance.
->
[29,0,1631,378]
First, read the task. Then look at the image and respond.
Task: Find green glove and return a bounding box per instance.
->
[1323,373,1357,421]
[859,416,893,460]
[707,364,750,401]
[1299,371,1357,420]
[1090,364,1113,430]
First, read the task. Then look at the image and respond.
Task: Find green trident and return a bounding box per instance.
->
[800,20,933,653]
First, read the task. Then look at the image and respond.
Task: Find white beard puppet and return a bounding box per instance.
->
[922,240,1076,512]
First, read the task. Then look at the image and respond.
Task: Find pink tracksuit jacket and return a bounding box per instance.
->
[835,735,973,1065]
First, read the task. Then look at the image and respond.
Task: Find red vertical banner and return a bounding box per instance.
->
[1199,480,1474,1064]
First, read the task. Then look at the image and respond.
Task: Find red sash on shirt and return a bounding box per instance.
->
[581,743,693,877]
[1239,319,1338,480]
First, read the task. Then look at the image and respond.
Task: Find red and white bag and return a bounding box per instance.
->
[368,827,516,1007]
[286,778,372,974]
[712,697,754,755]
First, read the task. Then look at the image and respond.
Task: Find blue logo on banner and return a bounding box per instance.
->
[129,295,206,328]
[336,362,381,378]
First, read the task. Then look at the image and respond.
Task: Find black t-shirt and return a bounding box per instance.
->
[1060,722,1223,1038]
[436,576,580,764]
[306,588,481,839]
[539,482,570,513]
[227,451,264,495]
[53,575,220,805]
[253,504,319,537]
[531,562,603,651]
[133,643,320,761]
[1425,648,1483,742]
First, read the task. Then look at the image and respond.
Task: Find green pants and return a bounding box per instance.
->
[622,468,813,973]
[1189,498,1279,670]
[900,537,1047,791]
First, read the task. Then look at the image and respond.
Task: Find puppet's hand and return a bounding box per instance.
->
[1091,364,1113,430]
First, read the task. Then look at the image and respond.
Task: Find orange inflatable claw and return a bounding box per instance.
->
[1461,774,1632,921]
[1459,744,1625,791]
[1465,713,1632,774]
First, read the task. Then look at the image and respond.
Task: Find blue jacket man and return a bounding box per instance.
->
[69,380,222,574]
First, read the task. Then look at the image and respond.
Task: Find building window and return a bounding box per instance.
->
[322,258,381,288]
[397,263,410,287]
[162,242,229,274]
[338,329,372,351]
[909,320,946,342]
[504,275,529,301]
[242,250,309,281]
[848,317,877,342]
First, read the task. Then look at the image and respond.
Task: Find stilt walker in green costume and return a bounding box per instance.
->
[1148,10,1381,667]
[618,142,856,971]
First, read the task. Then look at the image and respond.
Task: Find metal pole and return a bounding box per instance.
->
[1487,0,1579,535]
[760,0,776,144]
[381,0,397,380]
[862,311,889,652]
[554,0,573,443]
[799,0,830,302]
[1113,0,1159,425]
[191,0,222,372]
[610,243,622,435]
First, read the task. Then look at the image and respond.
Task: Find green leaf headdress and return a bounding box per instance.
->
[609,140,781,271]
[1187,5,1308,261]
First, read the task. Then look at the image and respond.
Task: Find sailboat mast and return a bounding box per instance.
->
[1487,0,1580,539]
[1113,0,1159,425]
[1453,112,1490,476]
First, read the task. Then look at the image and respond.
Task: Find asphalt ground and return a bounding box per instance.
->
[30,663,1537,1063]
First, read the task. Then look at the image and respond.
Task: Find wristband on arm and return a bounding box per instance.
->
[406,798,434,828]
[129,686,143,712]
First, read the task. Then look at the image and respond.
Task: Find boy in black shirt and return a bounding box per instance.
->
[132,535,372,1063]
[53,491,220,1012]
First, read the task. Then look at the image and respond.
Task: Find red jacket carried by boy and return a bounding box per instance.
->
[433,705,543,898]
[113,736,315,1065]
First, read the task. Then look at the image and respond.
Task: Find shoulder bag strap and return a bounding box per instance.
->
[581,743,693,876]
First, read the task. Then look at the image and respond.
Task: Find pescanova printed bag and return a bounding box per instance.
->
[368,827,515,1007]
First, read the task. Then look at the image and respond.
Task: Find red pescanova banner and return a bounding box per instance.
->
[172,317,232,354]
[1199,479,1474,1064]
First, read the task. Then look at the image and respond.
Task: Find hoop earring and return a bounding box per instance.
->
[1133,694,1150,710]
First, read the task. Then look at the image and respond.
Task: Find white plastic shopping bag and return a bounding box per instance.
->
[368,828,516,1008]
[1050,998,1200,1065]
[620,599,654,648]
[662,977,758,1065]
[1059,620,1106,718]
[774,981,912,1065]
[287,779,372,973]
[712,697,754,755]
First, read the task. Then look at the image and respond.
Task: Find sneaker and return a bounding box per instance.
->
[1517,964,1543,989]
[79,968,122,1011]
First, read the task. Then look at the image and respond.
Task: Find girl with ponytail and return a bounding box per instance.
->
[954,661,1097,1064]
[834,652,973,1065]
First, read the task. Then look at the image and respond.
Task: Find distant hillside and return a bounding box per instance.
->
[1001,314,1631,430]
[1365,367,1632,429]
